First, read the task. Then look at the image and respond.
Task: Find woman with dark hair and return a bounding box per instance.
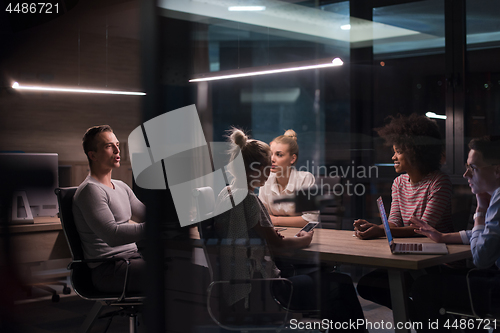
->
[354,113,453,240]
[353,113,453,310]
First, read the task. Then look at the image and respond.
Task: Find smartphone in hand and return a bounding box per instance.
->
[295,222,319,236]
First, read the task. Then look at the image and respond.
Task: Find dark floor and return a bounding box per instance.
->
[3,271,400,333]
[7,289,144,333]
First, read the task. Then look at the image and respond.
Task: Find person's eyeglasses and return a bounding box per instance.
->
[465,163,498,174]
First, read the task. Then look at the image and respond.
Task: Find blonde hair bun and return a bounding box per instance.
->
[284,129,297,141]
[229,128,248,148]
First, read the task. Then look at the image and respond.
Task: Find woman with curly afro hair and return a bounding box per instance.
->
[353,113,453,310]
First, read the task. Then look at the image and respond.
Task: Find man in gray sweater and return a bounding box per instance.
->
[73,125,146,293]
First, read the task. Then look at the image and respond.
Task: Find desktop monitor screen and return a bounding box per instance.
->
[0,153,59,223]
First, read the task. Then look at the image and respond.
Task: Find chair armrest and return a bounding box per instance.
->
[441,268,500,319]
[68,257,130,269]
[68,256,132,302]
[466,268,499,319]
[206,277,293,331]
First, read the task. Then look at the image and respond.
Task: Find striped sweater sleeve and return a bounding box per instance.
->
[388,177,403,227]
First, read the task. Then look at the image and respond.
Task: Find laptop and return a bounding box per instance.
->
[376,196,448,255]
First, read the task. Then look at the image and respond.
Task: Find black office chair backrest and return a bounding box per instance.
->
[316,176,345,229]
[198,218,216,241]
[55,187,102,299]
[55,187,83,261]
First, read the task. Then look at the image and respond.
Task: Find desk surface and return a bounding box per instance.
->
[280,228,472,270]
[193,225,472,332]
[4,216,71,263]
[7,216,62,233]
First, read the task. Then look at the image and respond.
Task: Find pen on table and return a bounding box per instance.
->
[275,227,287,232]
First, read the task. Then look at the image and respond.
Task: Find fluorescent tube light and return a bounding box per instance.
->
[374,163,396,167]
[12,82,146,96]
[425,111,446,120]
[228,6,266,11]
[189,58,344,82]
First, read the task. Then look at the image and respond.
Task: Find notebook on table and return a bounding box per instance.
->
[376,196,448,255]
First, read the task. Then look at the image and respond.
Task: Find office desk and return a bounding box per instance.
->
[5,217,71,264]
[281,228,472,333]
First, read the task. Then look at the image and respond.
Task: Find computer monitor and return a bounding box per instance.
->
[0,153,59,223]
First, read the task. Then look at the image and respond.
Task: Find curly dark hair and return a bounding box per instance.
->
[376,113,443,175]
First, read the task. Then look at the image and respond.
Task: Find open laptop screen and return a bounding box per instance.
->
[377,196,393,244]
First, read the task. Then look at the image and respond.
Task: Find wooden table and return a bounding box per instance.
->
[280,228,472,333]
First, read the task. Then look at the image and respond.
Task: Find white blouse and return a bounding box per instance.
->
[258,168,319,222]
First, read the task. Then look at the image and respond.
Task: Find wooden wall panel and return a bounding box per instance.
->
[0,1,142,187]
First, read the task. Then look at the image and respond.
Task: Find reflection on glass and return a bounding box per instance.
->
[158,1,352,171]
[373,0,445,57]
[466,0,500,48]
[371,0,446,176]
[465,0,500,139]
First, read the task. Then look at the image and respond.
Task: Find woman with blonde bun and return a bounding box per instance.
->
[213,128,365,330]
[259,129,319,228]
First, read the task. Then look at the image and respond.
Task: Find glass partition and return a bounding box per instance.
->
[465,0,500,141]
[148,1,500,331]
[155,0,461,224]
[165,1,353,170]
[372,0,446,175]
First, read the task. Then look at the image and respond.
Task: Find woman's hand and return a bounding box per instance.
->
[295,229,314,246]
[410,216,443,243]
[255,225,312,250]
[275,228,284,239]
[353,219,375,232]
[354,226,385,240]
[353,219,385,239]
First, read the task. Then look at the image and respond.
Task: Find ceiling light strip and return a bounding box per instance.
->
[189,58,343,82]
[425,112,446,120]
[228,6,266,11]
[12,82,146,96]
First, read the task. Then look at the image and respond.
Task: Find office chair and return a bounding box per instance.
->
[317,176,345,230]
[440,268,500,326]
[55,187,144,333]
[194,187,298,332]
